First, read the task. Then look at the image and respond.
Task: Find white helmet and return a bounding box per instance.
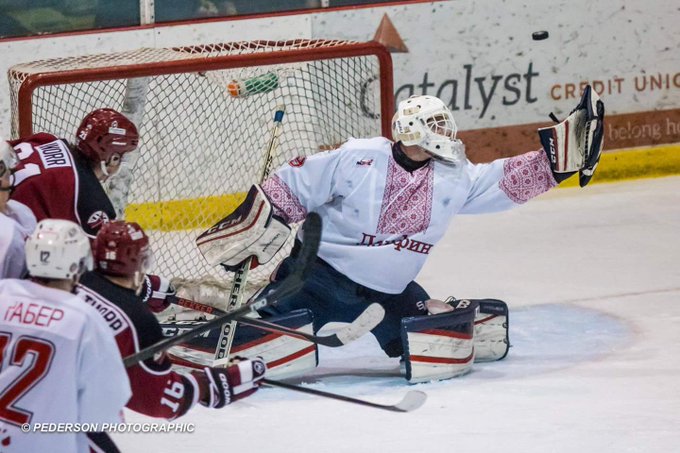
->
[0,137,17,183]
[392,95,465,164]
[25,219,93,280]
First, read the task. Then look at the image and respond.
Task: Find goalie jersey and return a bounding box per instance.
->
[0,279,130,453]
[262,137,556,294]
[9,133,116,238]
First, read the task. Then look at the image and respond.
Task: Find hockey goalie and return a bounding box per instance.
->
[167,86,604,383]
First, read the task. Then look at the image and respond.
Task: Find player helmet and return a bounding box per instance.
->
[93,220,152,280]
[25,219,93,280]
[75,108,139,164]
[1,137,18,191]
[391,95,465,165]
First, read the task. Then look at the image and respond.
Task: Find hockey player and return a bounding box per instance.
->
[0,219,130,452]
[9,108,138,238]
[8,108,176,312]
[76,220,266,420]
[197,88,604,382]
[0,138,36,278]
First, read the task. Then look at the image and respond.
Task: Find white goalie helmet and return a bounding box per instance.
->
[392,95,465,164]
[25,219,93,280]
[0,137,18,180]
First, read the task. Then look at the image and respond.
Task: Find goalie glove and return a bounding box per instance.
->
[141,274,176,313]
[191,357,267,408]
[538,85,605,187]
[196,185,291,271]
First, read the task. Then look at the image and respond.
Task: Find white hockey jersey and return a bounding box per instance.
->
[0,279,131,453]
[0,200,36,278]
[262,137,556,293]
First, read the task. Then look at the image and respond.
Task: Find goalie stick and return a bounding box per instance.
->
[124,212,321,367]
[213,104,286,367]
[169,296,386,348]
[263,379,427,413]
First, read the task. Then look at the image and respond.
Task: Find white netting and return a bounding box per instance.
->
[9,39,390,292]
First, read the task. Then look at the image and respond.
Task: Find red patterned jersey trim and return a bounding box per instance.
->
[377,158,434,235]
[499,150,557,204]
[261,174,307,223]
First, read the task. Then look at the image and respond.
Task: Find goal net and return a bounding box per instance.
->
[9,39,394,297]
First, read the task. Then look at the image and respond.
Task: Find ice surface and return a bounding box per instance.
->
[113,176,680,453]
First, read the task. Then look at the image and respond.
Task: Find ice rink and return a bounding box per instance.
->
[114,176,680,453]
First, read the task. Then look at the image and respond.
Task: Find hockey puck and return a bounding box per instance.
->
[532,31,549,41]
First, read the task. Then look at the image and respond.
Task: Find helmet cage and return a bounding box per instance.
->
[392,95,466,165]
[1,139,18,188]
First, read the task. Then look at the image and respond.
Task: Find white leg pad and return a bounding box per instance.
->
[401,306,476,383]
[473,300,510,362]
[405,330,474,383]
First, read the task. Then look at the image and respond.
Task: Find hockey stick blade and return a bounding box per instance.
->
[123,213,321,367]
[263,379,427,413]
[238,302,384,347]
[169,299,385,348]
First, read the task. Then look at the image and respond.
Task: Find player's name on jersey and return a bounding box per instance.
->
[37,140,72,169]
[79,292,127,334]
[358,233,433,254]
[3,301,64,328]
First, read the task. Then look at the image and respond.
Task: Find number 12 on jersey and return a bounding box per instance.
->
[0,333,55,426]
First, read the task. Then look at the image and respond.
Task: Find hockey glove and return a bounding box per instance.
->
[538,85,605,187]
[192,357,267,408]
[141,274,176,313]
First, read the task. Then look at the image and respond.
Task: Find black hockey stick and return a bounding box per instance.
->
[169,296,385,348]
[123,213,321,367]
[263,379,427,413]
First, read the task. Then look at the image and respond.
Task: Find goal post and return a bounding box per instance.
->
[8,39,394,291]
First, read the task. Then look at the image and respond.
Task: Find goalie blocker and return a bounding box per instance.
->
[196,184,291,270]
[401,298,509,383]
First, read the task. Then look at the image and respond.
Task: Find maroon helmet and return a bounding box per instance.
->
[93,220,151,278]
[75,108,139,163]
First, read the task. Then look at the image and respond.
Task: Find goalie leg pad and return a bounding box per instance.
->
[472,299,510,362]
[162,309,318,379]
[400,304,476,384]
[196,184,291,269]
[229,309,318,380]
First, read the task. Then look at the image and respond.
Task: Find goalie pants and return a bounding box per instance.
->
[260,245,429,357]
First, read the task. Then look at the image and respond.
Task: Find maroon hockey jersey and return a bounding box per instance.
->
[10,133,116,238]
[76,271,200,420]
